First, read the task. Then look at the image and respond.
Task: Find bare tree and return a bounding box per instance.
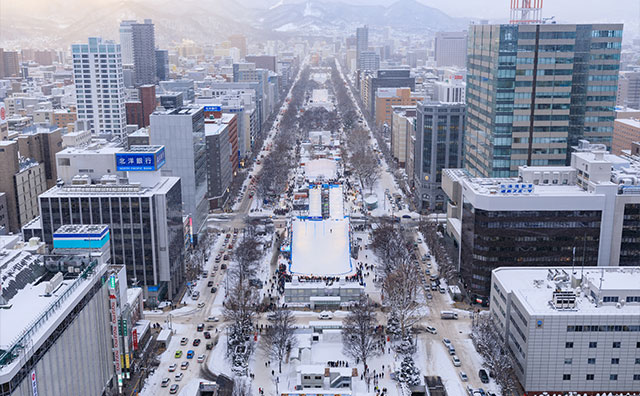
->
[371,221,412,278]
[349,148,380,194]
[383,261,423,339]
[261,307,297,373]
[231,376,251,396]
[472,314,518,395]
[342,297,380,391]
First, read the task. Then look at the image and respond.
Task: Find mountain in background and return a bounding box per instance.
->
[0,0,468,48]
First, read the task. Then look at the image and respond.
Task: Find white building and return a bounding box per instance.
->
[434,79,465,103]
[490,266,640,394]
[71,38,127,140]
[434,31,467,68]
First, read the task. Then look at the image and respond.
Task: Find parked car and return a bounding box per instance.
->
[197,302,205,308]
[426,326,437,334]
[318,311,333,320]
[168,364,177,372]
[442,338,451,347]
[206,316,219,322]
[197,354,206,363]
[479,369,490,384]
[170,384,179,394]
[161,378,171,387]
[459,372,468,381]
[197,323,204,331]
[174,350,182,358]
[180,338,188,346]
[426,293,433,299]
[452,355,461,367]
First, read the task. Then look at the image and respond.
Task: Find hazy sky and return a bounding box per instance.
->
[420,0,640,24]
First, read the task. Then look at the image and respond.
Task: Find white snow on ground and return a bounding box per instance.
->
[290,218,353,276]
[177,377,206,396]
[428,339,468,396]
[207,334,233,377]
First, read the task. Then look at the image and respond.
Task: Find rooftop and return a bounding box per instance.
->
[493,266,640,315]
[615,118,640,128]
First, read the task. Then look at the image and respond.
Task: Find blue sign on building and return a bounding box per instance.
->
[115,146,166,171]
[204,105,222,112]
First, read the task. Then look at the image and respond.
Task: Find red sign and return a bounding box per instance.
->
[0,106,5,121]
[132,329,138,350]
[454,75,463,80]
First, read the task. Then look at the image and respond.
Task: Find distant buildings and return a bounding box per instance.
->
[125,84,156,128]
[464,23,623,178]
[433,79,465,103]
[228,34,247,59]
[0,48,20,78]
[71,37,127,139]
[155,49,169,81]
[434,32,467,68]
[131,20,157,86]
[356,25,369,71]
[617,70,640,110]
[413,101,465,211]
[361,69,415,118]
[490,266,640,394]
[119,20,136,65]
[444,141,640,298]
[246,55,277,72]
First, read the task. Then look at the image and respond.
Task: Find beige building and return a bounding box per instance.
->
[53,109,77,129]
[374,87,422,128]
[17,126,63,188]
[0,140,46,232]
[612,118,640,155]
[390,106,416,168]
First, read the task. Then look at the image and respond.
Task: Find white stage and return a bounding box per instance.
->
[290,217,353,276]
[304,159,338,181]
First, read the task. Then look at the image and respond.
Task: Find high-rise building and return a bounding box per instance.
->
[131,19,157,86]
[362,69,415,118]
[149,106,208,232]
[616,70,640,110]
[464,24,623,178]
[245,55,276,72]
[390,106,416,168]
[119,20,136,65]
[434,79,466,103]
[434,32,467,68]
[0,140,46,233]
[490,266,640,394]
[39,145,184,300]
[374,87,423,128]
[413,101,465,211]
[356,25,369,70]
[359,50,380,72]
[228,34,247,59]
[155,49,169,81]
[205,114,237,209]
[16,125,63,189]
[0,49,20,78]
[443,141,640,298]
[71,37,127,139]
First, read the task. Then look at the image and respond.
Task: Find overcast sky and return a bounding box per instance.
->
[420,0,639,25]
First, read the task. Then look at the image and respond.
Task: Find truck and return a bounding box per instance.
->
[440,311,458,320]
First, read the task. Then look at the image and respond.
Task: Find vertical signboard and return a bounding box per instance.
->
[31,370,38,396]
[108,273,122,390]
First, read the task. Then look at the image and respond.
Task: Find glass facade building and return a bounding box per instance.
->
[464,24,623,177]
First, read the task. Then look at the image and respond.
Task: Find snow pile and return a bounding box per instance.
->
[290,218,353,276]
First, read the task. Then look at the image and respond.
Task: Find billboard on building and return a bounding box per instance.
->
[115,146,165,171]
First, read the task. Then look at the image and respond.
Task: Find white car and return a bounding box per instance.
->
[175,372,184,381]
[452,355,461,367]
[459,371,468,381]
[426,326,437,334]
[197,302,205,308]
[161,378,171,387]
[318,311,333,320]
[197,354,206,363]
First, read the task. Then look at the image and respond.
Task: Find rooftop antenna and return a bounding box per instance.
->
[510,0,543,25]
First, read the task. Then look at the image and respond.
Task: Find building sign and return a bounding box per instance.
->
[115,146,165,172]
[0,102,6,121]
[499,183,534,194]
[204,105,221,112]
[31,370,38,396]
[132,329,138,350]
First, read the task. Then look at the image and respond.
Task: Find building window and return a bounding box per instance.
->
[562,374,571,380]
[588,358,596,364]
[611,358,620,364]
[636,358,640,364]
[634,374,640,380]
[566,342,573,348]
[586,374,594,380]
[613,342,621,348]
[564,358,572,364]
[589,342,597,348]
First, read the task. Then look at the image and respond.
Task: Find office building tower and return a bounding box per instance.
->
[159,79,195,102]
[17,125,63,189]
[131,19,157,86]
[362,69,415,118]
[374,87,423,128]
[39,145,184,300]
[612,118,640,154]
[359,50,380,72]
[205,114,237,208]
[228,34,247,59]
[245,55,276,72]
[434,32,467,68]
[0,140,46,233]
[413,101,465,211]
[149,106,208,232]
[0,49,20,78]
[71,37,127,139]
[616,70,640,110]
[160,92,183,109]
[444,141,640,298]
[391,107,416,170]
[490,266,640,394]
[464,24,623,178]
[356,25,369,70]
[155,49,169,81]
[119,20,136,65]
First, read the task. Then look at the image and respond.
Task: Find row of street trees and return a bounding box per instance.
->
[418,217,458,284]
[472,314,518,395]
